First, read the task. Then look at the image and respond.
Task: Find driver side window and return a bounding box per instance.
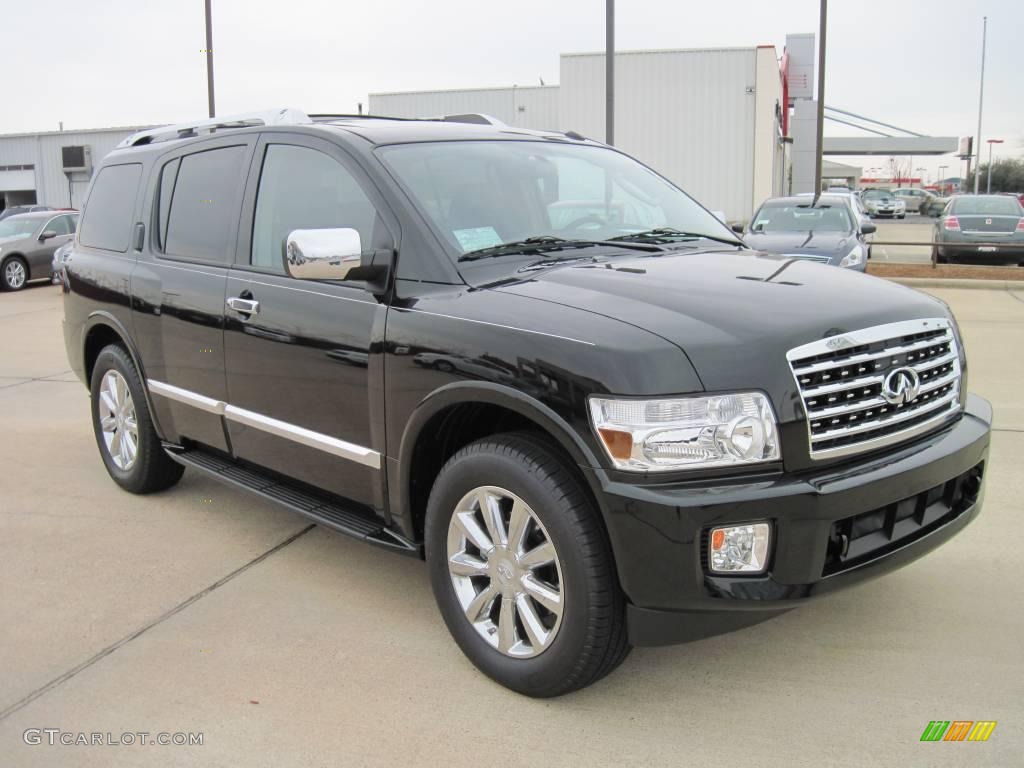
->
[251,144,380,272]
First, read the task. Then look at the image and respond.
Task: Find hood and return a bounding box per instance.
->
[743,230,853,261]
[495,249,946,421]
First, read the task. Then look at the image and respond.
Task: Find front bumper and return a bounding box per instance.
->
[585,394,992,646]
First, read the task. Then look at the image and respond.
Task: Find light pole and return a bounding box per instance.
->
[605,0,614,145]
[973,16,987,194]
[986,138,1003,193]
[812,0,828,202]
[205,0,216,118]
[938,164,948,194]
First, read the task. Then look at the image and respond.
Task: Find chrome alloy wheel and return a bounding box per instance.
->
[446,486,564,658]
[98,370,139,470]
[5,259,26,289]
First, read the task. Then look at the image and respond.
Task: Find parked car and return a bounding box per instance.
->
[932,194,1024,265]
[0,211,79,290]
[62,109,991,697]
[892,188,938,214]
[51,240,73,284]
[742,195,875,271]
[919,193,950,218]
[862,189,906,219]
[0,204,54,222]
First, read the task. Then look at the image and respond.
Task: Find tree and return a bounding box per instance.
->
[965,157,1024,193]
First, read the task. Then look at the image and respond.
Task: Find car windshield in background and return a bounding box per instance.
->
[863,190,894,201]
[0,217,39,238]
[751,205,852,233]
[951,196,1022,216]
[378,140,738,259]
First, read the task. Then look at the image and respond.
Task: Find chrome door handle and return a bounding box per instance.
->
[226,296,260,315]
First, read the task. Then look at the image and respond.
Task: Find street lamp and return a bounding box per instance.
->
[938,164,948,193]
[986,138,1003,194]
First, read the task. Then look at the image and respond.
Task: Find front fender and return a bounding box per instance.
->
[389,381,610,540]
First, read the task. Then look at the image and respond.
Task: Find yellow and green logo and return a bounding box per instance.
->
[920,721,996,742]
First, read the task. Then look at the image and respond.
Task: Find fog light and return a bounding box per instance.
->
[708,523,771,574]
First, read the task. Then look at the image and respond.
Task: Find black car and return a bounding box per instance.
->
[742,195,876,271]
[933,194,1024,265]
[62,109,992,697]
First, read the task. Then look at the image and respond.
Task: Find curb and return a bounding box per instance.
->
[884,277,1024,291]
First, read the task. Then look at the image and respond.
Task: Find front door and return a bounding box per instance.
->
[223,134,396,510]
[28,213,76,277]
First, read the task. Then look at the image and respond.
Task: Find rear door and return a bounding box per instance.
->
[222,133,397,509]
[131,136,256,452]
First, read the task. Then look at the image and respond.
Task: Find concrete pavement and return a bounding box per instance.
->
[0,282,1021,767]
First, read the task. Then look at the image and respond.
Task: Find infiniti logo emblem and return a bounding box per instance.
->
[881,367,921,406]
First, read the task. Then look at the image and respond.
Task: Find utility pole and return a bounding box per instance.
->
[605,0,614,145]
[205,0,216,118]
[973,16,987,194]
[812,0,827,203]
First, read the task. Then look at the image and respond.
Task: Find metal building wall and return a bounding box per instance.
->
[369,86,560,132]
[560,48,760,221]
[0,127,148,209]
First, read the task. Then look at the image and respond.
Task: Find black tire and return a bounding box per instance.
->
[1,255,29,291]
[425,432,630,697]
[90,344,184,494]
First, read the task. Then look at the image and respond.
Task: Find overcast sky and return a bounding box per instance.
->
[4,0,1021,181]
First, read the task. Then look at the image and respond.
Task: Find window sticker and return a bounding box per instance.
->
[453,226,503,252]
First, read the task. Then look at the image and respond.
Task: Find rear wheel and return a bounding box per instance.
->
[90,345,184,494]
[426,433,630,697]
[2,256,28,291]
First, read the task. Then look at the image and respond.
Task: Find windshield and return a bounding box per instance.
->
[863,190,893,201]
[0,217,39,239]
[378,141,737,258]
[750,204,852,233]
[951,196,1022,216]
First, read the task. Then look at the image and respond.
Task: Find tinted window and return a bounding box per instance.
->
[78,163,143,252]
[67,214,78,233]
[951,196,1022,216]
[164,146,247,262]
[251,144,379,271]
[45,215,73,235]
[156,158,181,250]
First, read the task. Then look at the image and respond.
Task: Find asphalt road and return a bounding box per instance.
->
[1,281,1022,767]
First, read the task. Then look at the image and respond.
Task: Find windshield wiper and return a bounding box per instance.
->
[457,235,661,261]
[606,227,743,248]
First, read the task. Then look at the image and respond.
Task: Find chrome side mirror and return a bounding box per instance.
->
[285,228,362,280]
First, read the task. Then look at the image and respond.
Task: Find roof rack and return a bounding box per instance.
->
[436,113,506,126]
[117,108,312,148]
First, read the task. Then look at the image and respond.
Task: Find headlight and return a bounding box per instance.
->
[589,392,780,471]
[839,244,865,268]
[896,200,906,210]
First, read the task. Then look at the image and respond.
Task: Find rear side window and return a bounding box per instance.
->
[78,163,143,252]
[163,146,247,262]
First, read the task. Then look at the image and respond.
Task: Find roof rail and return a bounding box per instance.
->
[117,108,312,148]
[436,113,506,126]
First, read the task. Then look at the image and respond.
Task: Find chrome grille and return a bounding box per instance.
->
[787,318,962,460]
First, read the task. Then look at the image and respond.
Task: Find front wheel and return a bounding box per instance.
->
[90,345,184,494]
[425,433,630,697]
[2,256,28,291]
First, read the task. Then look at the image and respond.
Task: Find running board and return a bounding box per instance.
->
[167,446,419,556]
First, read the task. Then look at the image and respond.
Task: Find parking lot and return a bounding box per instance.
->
[1,281,1022,766]
[871,215,937,264]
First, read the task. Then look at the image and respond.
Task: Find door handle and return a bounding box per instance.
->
[226,296,260,316]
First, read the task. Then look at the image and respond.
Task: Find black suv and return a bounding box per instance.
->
[61,109,992,697]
